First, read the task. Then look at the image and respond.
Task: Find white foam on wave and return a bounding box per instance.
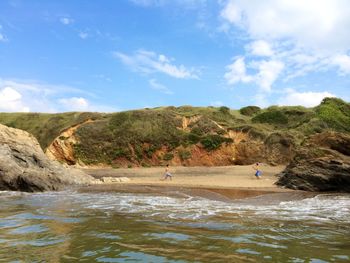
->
[25,191,350,224]
[0,191,23,198]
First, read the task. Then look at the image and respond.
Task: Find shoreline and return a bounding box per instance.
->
[80,165,316,202]
[80,183,313,203]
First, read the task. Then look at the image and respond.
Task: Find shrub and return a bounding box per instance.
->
[229,125,267,140]
[144,145,158,158]
[187,133,201,144]
[141,162,150,167]
[189,117,222,135]
[163,153,174,161]
[178,149,192,160]
[315,97,350,132]
[252,111,288,125]
[200,135,233,151]
[240,106,261,116]
[113,148,130,159]
[219,106,230,115]
[134,145,143,160]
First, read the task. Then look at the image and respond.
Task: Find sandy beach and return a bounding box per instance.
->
[84,165,285,188]
[81,165,308,201]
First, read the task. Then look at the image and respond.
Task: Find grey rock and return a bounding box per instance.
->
[101,177,130,183]
[0,124,94,192]
[276,132,350,192]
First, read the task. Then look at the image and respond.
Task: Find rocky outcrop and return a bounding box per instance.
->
[101,177,130,183]
[46,119,94,165]
[276,132,350,192]
[232,131,295,165]
[0,124,94,192]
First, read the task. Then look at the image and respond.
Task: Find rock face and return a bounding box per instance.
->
[233,131,295,165]
[45,121,296,168]
[46,119,94,165]
[276,132,350,192]
[101,177,130,183]
[0,124,94,192]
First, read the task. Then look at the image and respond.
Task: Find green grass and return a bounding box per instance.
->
[239,106,261,116]
[200,135,233,151]
[252,105,315,129]
[315,97,350,132]
[178,149,192,160]
[0,112,104,149]
[1,97,349,166]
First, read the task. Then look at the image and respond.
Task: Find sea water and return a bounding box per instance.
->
[0,190,349,262]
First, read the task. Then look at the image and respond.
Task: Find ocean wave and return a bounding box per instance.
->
[17,191,350,224]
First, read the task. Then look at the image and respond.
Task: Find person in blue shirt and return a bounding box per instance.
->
[253,162,262,179]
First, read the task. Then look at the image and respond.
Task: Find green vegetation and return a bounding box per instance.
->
[200,135,233,151]
[0,112,104,149]
[315,97,350,132]
[163,153,174,161]
[0,97,349,166]
[240,106,261,116]
[252,105,315,128]
[178,149,192,160]
[252,110,289,125]
[189,117,223,135]
[72,107,238,164]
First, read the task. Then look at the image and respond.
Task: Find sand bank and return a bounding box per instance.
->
[80,165,312,201]
[83,165,285,188]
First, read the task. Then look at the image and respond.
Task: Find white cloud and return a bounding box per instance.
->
[58,97,89,111]
[255,60,284,92]
[149,79,173,94]
[79,32,88,39]
[332,54,350,75]
[278,89,336,107]
[0,78,118,113]
[114,50,199,79]
[254,93,270,108]
[248,40,274,57]
[0,87,30,112]
[60,17,74,25]
[221,0,350,100]
[224,57,253,85]
[224,57,283,92]
[221,0,350,53]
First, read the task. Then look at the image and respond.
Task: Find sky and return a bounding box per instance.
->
[0,0,349,113]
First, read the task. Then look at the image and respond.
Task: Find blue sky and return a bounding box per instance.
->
[0,0,349,112]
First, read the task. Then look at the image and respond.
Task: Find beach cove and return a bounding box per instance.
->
[81,165,302,202]
[1,166,349,262]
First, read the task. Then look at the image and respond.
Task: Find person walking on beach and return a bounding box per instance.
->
[252,162,262,179]
[162,164,173,180]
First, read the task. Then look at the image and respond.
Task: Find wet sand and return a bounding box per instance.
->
[80,165,312,201]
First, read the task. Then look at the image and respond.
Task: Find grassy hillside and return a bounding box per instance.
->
[74,107,236,165]
[0,97,349,166]
[0,112,105,149]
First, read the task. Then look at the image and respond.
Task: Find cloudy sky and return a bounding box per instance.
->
[0,0,349,112]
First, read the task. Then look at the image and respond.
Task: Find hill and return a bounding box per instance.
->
[0,97,349,168]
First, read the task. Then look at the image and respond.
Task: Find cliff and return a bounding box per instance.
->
[0,97,349,170]
[0,124,94,192]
